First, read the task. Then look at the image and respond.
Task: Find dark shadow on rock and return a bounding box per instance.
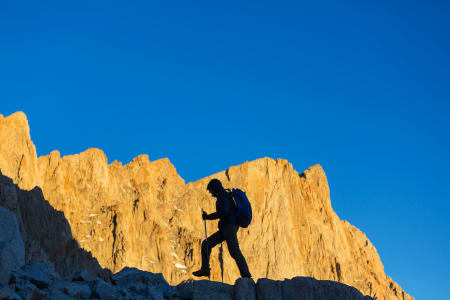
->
[256,277,377,300]
[0,171,112,281]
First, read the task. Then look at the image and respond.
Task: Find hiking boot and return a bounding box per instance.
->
[192,267,210,277]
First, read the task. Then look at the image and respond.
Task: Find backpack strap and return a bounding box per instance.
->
[226,189,237,211]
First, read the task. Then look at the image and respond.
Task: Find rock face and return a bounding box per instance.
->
[0,206,25,285]
[0,112,39,191]
[0,112,413,300]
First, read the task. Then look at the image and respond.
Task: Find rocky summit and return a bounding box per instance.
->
[0,112,413,300]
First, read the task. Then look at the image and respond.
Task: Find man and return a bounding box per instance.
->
[192,179,251,278]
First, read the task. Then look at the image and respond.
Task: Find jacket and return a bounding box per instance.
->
[206,190,237,229]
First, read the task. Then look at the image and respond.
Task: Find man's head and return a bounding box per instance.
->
[207,179,223,197]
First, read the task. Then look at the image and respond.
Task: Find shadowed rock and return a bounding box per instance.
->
[50,279,91,299]
[91,279,118,300]
[2,251,378,300]
[21,262,52,289]
[192,280,233,300]
[233,277,256,300]
[256,277,374,300]
[0,171,111,281]
[0,206,24,285]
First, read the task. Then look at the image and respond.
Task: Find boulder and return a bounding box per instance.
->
[127,281,148,296]
[15,281,49,300]
[233,277,256,300]
[281,277,314,300]
[112,267,168,287]
[49,279,91,299]
[72,270,95,282]
[312,280,365,300]
[256,278,282,300]
[111,267,173,298]
[0,206,25,285]
[147,285,165,300]
[0,285,22,300]
[63,282,90,299]
[9,269,29,286]
[49,288,75,300]
[192,280,233,300]
[256,276,369,300]
[116,288,130,300]
[176,280,194,300]
[15,281,36,300]
[32,288,49,300]
[21,262,52,289]
[92,279,118,300]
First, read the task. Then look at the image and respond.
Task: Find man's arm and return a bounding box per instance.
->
[205,212,219,220]
[205,194,231,220]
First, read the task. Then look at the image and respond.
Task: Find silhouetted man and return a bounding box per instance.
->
[193,179,251,278]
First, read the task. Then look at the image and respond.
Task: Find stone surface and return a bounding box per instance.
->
[66,282,91,299]
[281,277,314,300]
[111,267,174,299]
[72,270,95,282]
[15,281,38,300]
[0,206,25,285]
[233,277,256,300]
[32,288,49,300]
[312,279,366,300]
[50,279,91,299]
[49,288,74,300]
[256,277,369,300]
[21,262,52,289]
[111,267,169,289]
[6,266,381,300]
[256,278,282,300]
[0,111,413,300]
[176,279,194,300]
[192,280,233,300]
[92,279,118,300]
[10,269,29,286]
[0,285,22,300]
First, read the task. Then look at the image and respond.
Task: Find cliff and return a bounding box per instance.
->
[0,112,412,299]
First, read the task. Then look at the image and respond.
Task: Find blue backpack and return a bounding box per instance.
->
[231,188,252,228]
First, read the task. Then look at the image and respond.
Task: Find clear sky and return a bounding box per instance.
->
[1,1,449,298]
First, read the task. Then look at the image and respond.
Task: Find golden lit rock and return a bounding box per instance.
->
[0,112,412,300]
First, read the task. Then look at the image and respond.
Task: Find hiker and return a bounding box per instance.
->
[192,179,252,278]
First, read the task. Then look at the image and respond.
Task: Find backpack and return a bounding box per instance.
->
[231,188,252,228]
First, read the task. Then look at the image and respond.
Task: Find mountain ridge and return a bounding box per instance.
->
[0,112,413,299]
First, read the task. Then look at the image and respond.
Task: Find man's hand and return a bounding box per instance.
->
[202,210,208,220]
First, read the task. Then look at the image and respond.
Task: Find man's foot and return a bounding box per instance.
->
[192,268,210,277]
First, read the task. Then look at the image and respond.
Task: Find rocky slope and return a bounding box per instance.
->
[0,112,413,299]
[2,260,377,300]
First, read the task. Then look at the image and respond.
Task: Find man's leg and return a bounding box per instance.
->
[222,224,252,278]
[200,230,224,271]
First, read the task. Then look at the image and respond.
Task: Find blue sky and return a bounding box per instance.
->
[1,1,449,298]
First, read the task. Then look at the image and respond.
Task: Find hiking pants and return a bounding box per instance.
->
[201,223,251,278]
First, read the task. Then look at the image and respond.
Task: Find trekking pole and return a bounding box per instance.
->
[220,242,224,283]
[202,210,210,280]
